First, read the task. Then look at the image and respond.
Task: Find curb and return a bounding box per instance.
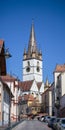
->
[5,120,24,130]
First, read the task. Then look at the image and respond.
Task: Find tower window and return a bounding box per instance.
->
[36,61,40,72]
[26,61,30,72]
[37,61,39,66]
[28,61,30,66]
[26,66,30,72]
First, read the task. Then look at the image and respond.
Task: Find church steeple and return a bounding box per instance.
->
[23,22,43,82]
[28,22,38,56]
[23,22,42,60]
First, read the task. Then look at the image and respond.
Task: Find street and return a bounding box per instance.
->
[12,120,52,130]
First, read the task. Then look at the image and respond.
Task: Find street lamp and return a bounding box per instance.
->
[4,48,12,58]
[0,45,12,75]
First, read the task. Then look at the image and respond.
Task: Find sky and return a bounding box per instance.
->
[0,0,65,83]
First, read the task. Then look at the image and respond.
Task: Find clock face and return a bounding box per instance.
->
[26,66,30,72]
[36,66,40,72]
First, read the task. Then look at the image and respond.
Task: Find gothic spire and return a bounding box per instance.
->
[27,22,38,57]
[23,22,42,60]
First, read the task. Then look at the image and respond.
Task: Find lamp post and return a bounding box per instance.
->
[0,46,12,75]
[3,48,12,58]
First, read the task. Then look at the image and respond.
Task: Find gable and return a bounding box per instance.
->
[30,80,38,92]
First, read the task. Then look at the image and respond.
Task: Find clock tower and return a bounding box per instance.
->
[23,23,43,82]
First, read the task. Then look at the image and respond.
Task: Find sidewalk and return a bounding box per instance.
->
[0,125,7,130]
[0,120,24,130]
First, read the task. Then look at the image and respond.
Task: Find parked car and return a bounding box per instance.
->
[44,116,51,123]
[37,115,44,122]
[48,116,56,128]
[40,116,45,122]
[43,116,51,123]
[57,118,65,130]
[53,118,60,130]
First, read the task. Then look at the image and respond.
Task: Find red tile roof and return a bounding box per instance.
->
[19,80,43,91]
[18,94,34,101]
[20,80,34,91]
[54,64,65,72]
[0,40,4,45]
[1,74,16,82]
[37,82,42,90]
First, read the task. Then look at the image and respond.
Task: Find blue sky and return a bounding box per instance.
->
[0,0,65,83]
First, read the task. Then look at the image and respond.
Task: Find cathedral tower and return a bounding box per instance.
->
[23,23,43,82]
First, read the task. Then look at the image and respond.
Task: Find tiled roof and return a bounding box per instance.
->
[37,82,42,90]
[20,80,43,91]
[1,74,16,82]
[20,80,34,91]
[54,64,65,72]
[18,94,34,101]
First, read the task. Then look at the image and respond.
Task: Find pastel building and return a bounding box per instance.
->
[0,77,13,125]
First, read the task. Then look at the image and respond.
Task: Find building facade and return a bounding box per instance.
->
[0,77,13,126]
[1,75,19,123]
[19,23,44,116]
[53,64,65,117]
[42,79,52,116]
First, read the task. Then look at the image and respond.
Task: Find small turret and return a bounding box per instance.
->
[38,50,42,60]
[44,77,50,91]
[32,49,36,58]
[23,48,27,60]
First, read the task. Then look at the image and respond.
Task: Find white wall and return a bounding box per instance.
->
[61,72,65,96]
[3,102,9,124]
[54,72,60,100]
[49,91,52,116]
[23,59,43,82]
